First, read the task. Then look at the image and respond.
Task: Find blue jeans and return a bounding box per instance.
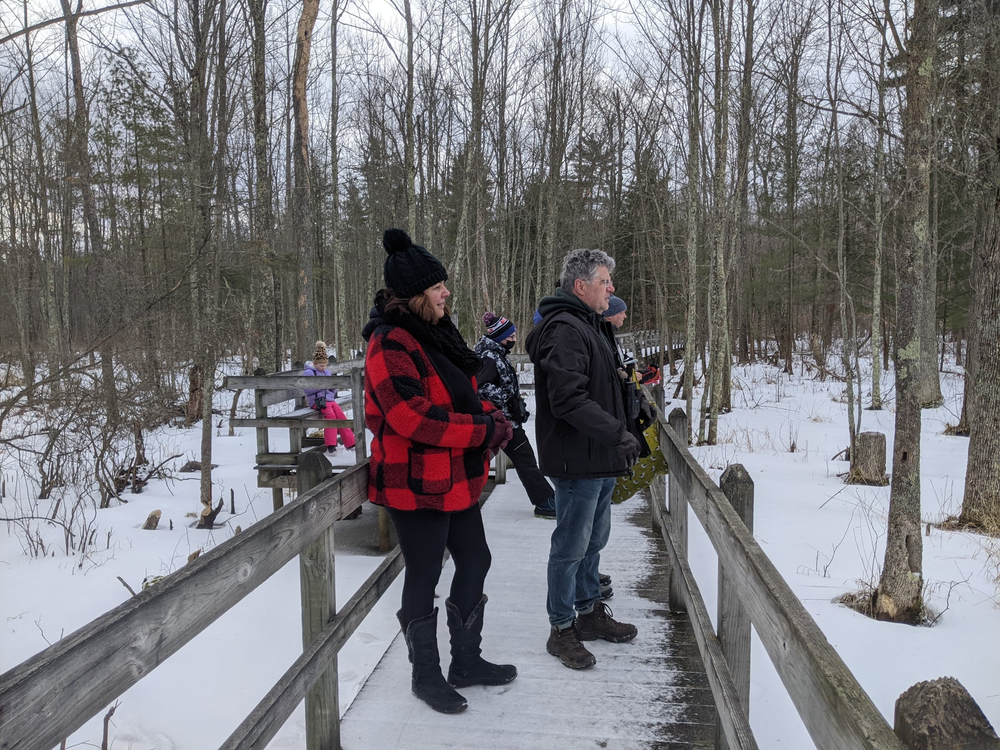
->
[546,476,616,629]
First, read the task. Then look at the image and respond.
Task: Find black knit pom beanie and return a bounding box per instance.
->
[382,228,448,298]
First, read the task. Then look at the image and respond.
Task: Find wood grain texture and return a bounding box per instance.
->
[651,476,758,749]
[339,495,715,749]
[655,412,903,749]
[298,453,339,750]
[716,464,754,750]
[667,407,690,613]
[224,375,354,390]
[221,549,404,750]
[0,463,367,750]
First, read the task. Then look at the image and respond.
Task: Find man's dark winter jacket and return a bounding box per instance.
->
[525,287,630,479]
[474,336,528,427]
[363,309,497,512]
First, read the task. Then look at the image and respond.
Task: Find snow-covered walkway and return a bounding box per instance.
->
[340,485,715,749]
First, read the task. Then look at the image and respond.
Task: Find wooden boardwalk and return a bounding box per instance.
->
[340,487,715,749]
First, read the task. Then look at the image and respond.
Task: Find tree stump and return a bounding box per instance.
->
[197,498,224,529]
[894,676,1000,749]
[141,510,161,531]
[849,431,888,485]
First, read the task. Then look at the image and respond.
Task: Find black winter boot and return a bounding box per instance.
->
[398,609,468,713]
[445,596,518,688]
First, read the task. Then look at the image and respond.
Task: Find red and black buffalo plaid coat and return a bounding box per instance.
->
[364,323,498,511]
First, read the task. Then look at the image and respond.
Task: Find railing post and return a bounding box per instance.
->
[255,388,283,511]
[353,365,395,552]
[716,463,754,750]
[667,407,689,613]
[350,367,367,462]
[649,383,666,534]
[495,449,507,483]
[297,452,339,750]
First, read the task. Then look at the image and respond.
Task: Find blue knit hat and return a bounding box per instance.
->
[484,312,516,341]
[603,295,627,317]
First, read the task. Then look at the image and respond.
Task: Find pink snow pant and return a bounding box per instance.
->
[318,401,356,449]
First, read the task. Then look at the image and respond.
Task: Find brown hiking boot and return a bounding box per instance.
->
[576,601,638,643]
[546,623,597,669]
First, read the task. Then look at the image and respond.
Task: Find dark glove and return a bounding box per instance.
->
[514,397,530,424]
[487,412,514,453]
[615,431,641,466]
[638,399,656,430]
[315,395,327,410]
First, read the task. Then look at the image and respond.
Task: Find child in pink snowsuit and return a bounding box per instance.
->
[304,340,356,454]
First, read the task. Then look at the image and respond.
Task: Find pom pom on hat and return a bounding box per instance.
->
[312,340,329,365]
[382,228,448,298]
[602,295,627,317]
[484,311,516,341]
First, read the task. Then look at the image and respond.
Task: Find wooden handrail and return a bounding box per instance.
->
[650,475,757,749]
[0,463,368,750]
[651,406,903,749]
[224,375,353,390]
[221,548,405,749]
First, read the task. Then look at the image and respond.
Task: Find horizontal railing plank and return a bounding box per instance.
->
[224,375,353,391]
[0,463,368,750]
[231,417,354,429]
[649,478,758,750]
[221,548,405,749]
[654,418,902,750]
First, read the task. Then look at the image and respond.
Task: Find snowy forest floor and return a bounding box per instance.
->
[1,352,997,747]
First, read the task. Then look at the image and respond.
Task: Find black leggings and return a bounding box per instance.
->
[387,503,492,626]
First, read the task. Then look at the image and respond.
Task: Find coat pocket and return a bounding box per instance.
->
[407,445,454,495]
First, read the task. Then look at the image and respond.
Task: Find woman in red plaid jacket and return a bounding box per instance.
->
[361,229,516,715]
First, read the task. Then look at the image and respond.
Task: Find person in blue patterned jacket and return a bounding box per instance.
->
[475,313,556,519]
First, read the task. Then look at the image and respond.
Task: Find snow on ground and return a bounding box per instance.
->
[1,353,998,747]
[685,358,999,746]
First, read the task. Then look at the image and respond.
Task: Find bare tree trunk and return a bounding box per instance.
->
[919,177,943,408]
[540,0,573,299]
[960,1,1000,532]
[680,0,704,444]
[870,24,887,411]
[24,3,63,383]
[707,0,733,445]
[247,0,279,372]
[329,0,346,357]
[292,0,320,347]
[783,48,800,376]
[875,0,932,624]
[404,0,417,234]
[732,0,756,372]
[826,5,858,468]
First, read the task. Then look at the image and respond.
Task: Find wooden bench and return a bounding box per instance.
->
[224,366,401,550]
[225,367,367,509]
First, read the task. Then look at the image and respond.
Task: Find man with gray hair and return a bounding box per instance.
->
[525,248,640,669]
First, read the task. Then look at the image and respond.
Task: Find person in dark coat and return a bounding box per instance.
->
[475,312,556,518]
[363,229,517,714]
[525,248,640,670]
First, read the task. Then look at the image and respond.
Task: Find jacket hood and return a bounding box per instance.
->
[527,287,605,360]
[536,287,602,324]
[361,289,391,342]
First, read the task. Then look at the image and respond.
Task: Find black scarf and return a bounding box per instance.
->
[364,292,482,415]
[382,310,480,379]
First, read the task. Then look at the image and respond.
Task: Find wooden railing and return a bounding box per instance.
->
[645,385,903,750]
[1,368,907,750]
[224,368,367,512]
[0,460,397,750]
